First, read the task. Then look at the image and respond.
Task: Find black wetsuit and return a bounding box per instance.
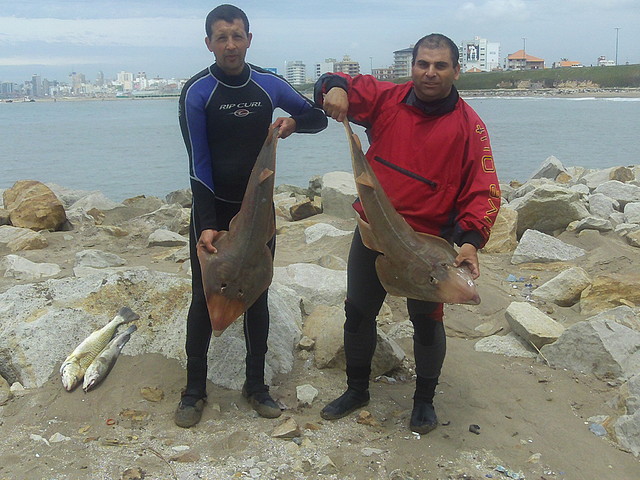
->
[178,63,326,398]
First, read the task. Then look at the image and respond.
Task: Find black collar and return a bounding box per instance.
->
[405,85,459,116]
[209,63,251,86]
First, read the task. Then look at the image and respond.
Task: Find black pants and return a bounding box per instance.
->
[344,227,446,379]
[185,198,275,395]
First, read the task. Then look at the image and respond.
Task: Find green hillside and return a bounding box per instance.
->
[299,64,640,92]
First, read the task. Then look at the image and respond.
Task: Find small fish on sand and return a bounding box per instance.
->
[60,306,139,391]
[82,324,137,392]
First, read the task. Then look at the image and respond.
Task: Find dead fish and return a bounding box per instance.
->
[342,120,480,305]
[82,324,137,392]
[198,127,279,336]
[60,306,139,391]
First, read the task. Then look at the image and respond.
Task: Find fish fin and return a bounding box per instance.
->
[117,306,140,323]
[355,172,375,189]
[357,217,383,253]
[351,132,363,150]
[258,168,274,184]
[415,231,457,253]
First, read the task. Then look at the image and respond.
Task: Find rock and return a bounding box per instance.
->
[531,266,591,307]
[126,204,190,236]
[74,249,126,268]
[614,410,640,457]
[0,374,12,405]
[296,384,318,406]
[623,202,640,224]
[0,208,10,226]
[580,274,640,316]
[511,229,586,264]
[626,229,640,248]
[1,255,61,281]
[588,193,619,220]
[304,223,352,244]
[316,254,347,270]
[505,302,565,349]
[482,206,518,253]
[297,336,314,351]
[67,191,121,212]
[3,180,67,231]
[529,155,567,181]
[147,229,188,247]
[165,188,192,208]
[568,216,613,233]
[320,171,357,219]
[289,198,322,221]
[511,184,589,237]
[0,225,48,251]
[0,269,301,390]
[474,332,538,358]
[593,181,640,208]
[540,319,640,381]
[271,417,301,438]
[586,306,640,332]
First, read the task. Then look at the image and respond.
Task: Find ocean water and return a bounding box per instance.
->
[1,95,639,202]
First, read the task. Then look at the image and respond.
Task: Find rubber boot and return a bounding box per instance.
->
[320,315,376,420]
[243,355,281,418]
[175,356,207,428]
[409,336,445,434]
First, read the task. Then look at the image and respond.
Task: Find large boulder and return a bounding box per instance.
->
[3,180,67,231]
[511,184,589,237]
[320,171,357,219]
[482,206,518,253]
[540,319,640,381]
[511,229,586,264]
[580,274,640,316]
[532,266,591,307]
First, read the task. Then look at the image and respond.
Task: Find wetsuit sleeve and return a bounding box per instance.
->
[314,73,397,128]
[274,79,327,133]
[452,115,501,249]
[179,81,217,235]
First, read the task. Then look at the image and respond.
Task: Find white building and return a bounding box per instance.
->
[116,71,134,92]
[285,60,306,86]
[459,37,501,72]
[315,58,336,80]
[393,47,413,78]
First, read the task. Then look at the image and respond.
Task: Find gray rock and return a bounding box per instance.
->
[623,202,640,224]
[474,332,537,358]
[587,306,640,332]
[540,319,640,381]
[147,229,188,247]
[588,193,619,219]
[594,181,640,207]
[568,216,613,233]
[613,410,640,457]
[320,171,357,219]
[304,223,352,244]
[532,266,591,307]
[165,189,192,208]
[505,302,565,349]
[1,255,61,281]
[511,229,586,264]
[512,184,589,237]
[529,155,567,181]
[74,249,126,268]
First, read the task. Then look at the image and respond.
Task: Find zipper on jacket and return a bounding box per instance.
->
[373,156,437,188]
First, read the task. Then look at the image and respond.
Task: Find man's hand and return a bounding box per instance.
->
[197,229,219,254]
[271,117,296,139]
[322,87,349,122]
[454,243,480,279]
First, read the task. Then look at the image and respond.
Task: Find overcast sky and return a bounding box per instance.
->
[1,0,638,83]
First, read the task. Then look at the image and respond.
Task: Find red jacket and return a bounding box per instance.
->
[316,73,500,249]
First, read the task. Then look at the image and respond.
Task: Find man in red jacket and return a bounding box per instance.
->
[314,33,500,434]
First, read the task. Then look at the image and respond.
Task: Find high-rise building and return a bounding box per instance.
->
[31,75,43,97]
[393,47,413,78]
[333,55,360,77]
[285,61,306,86]
[315,58,336,80]
[459,37,501,72]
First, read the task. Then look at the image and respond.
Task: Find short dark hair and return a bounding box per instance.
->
[412,33,459,67]
[205,4,249,38]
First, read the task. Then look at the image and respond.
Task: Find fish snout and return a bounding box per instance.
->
[207,293,246,337]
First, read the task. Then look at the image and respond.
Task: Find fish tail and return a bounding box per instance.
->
[116,306,140,323]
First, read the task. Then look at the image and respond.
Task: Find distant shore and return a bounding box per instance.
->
[3,87,640,104]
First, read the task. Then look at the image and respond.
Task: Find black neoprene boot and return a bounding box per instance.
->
[321,364,370,420]
[410,376,439,434]
[175,356,207,428]
[244,355,281,418]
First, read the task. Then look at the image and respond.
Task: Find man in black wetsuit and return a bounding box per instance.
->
[176,4,327,428]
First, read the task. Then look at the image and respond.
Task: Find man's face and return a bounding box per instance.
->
[411,46,460,102]
[205,18,252,75]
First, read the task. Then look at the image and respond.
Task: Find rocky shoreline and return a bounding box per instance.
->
[1,160,639,479]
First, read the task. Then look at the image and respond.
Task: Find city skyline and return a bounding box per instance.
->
[1,0,638,84]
